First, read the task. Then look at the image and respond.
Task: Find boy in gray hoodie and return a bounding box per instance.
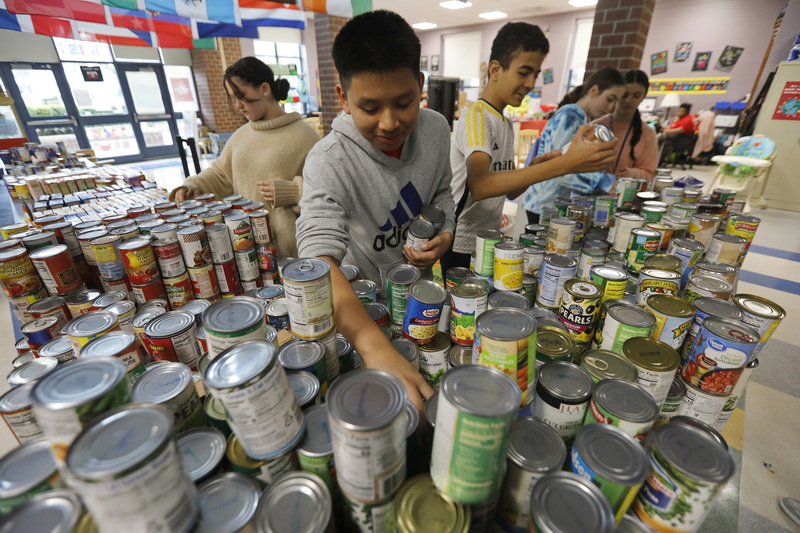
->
[296,10,453,409]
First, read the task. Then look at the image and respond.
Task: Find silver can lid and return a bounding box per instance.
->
[205,340,277,390]
[529,471,614,533]
[693,297,743,321]
[581,350,638,382]
[92,291,127,309]
[0,439,58,498]
[181,298,211,318]
[203,297,265,334]
[538,361,593,402]
[7,358,59,387]
[144,310,195,338]
[287,371,320,409]
[688,273,732,293]
[387,263,422,285]
[67,404,173,480]
[421,205,446,225]
[338,264,360,282]
[32,358,127,410]
[0,489,82,533]
[409,279,446,305]
[404,401,419,439]
[35,337,73,360]
[651,422,734,483]
[475,308,536,342]
[351,279,377,295]
[543,253,577,269]
[440,365,521,418]
[573,423,649,484]
[667,376,688,400]
[63,310,118,339]
[592,379,659,423]
[0,381,36,412]
[176,427,228,483]
[278,339,326,370]
[255,285,285,300]
[80,331,137,360]
[702,316,760,345]
[196,472,261,533]
[487,291,530,311]
[593,122,615,142]
[507,417,566,474]
[391,337,420,363]
[424,391,438,428]
[590,264,629,282]
[671,237,705,252]
[28,244,67,260]
[266,298,289,317]
[130,306,166,329]
[253,472,331,533]
[476,229,504,240]
[449,281,486,299]
[298,404,332,457]
[669,416,728,450]
[408,218,435,239]
[528,307,559,321]
[327,369,406,432]
[608,304,656,329]
[117,235,152,251]
[132,362,193,404]
[712,232,747,244]
[336,334,352,357]
[282,258,330,283]
[616,514,655,533]
[106,300,136,318]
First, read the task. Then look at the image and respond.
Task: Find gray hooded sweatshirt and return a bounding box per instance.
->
[296,108,456,286]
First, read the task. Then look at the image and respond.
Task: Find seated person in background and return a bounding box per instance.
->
[296,10,454,410]
[593,69,658,184]
[169,57,320,259]
[660,103,696,165]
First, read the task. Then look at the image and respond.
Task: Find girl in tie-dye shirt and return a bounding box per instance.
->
[521,68,625,223]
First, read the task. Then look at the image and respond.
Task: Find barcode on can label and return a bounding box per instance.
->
[284,277,334,339]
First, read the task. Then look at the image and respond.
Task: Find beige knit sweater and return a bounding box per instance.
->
[180,112,320,259]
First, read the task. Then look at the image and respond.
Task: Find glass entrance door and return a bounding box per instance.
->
[118,64,178,159]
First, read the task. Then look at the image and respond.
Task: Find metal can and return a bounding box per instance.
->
[177,225,212,268]
[536,326,575,372]
[327,369,406,503]
[0,438,63,515]
[287,370,322,410]
[584,379,658,442]
[666,237,705,286]
[336,334,360,375]
[278,339,329,398]
[403,280,446,344]
[596,303,655,353]
[545,217,576,255]
[394,474,469,532]
[66,404,198,532]
[474,229,504,277]
[645,294,695,350]
[529,471,615,533]
[488,290,529,311]
[151,223,179,242]
[64,288,100,317]
[687,213,722,249]
[682,316,759,394]
[611,213,645,253]
[693,260,738,286]
[144,310,203,369]
[384,264,419,325]
[187,262,220,300]
[224,211,255,253]
[194,472,261,532]
[675,376,729,427]
[32,358,130,465]
[131,306,166,348]
[89,235,126,282]
[282,258,334,339]
[523,246,545,276]
[683,274,732,306]
[536,254,577,309]
[163,271,195,309]
[592,195,616,228]
[589,264,629,304]
[352,279,378,304]
[0,382,43,444]
[713,357,758,432]
[655,376,687,428]
[296,404,336,491]
[205,223,235,265]
[449,282,487,345]
[418,332,451,389]
[493,241,524,291]
[132,362,207,434]
[20,316,61,356]
[576,246,605,280]
[444,266,471,291]
[624,228,661,272]
[636,267,680,306]
[724,214,760,254]
[233,249,260,282]
[80,331,145,386]
[28,245,83,297]
[363,302,389,327]
[644,221,675,251]
[152,238,187,279]
[705,232,747,268]
[130,279,168,307]
[532,361,593,444]
[431,365,520,503]
[406,218,435,253]
[567,203,592,241]
[63,310,120,356]
[118,236,160,286]
[580,349,638,383]
[733,294,785,357]
[76,229,108,266]
[473,308,536,407]
[212,259,240,295]
[253,472,333,533]
[247,209,273,245]
[7,357,59,388]
[558,279,603,349]
[622,336,680,409]
[266,298,290,331]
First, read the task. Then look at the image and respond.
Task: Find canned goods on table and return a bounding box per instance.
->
[204,340,303,461]
[195,472,261,531]
[253,472,333,533]
[278,339,329,398]
[431,365,520,504]
[151,238,187,279]
[580,349,638,383]
[595,302,655,353]
[545,217,576,254]
[622,336,680,409]
[7,357,59,388]
[705,233,747,267]
[536,254,577,309]
[589,264,628,304]
[80,331,145,386]
[585,379,658,442]
[202,297,267,360]
[287,370,322,409]
[89,235,126,282]
[487,290,529,311]
[227,431,296,488]
[529,471,615,533]
[687,213,722,249]
[266,298,290,331]
[418,332,451,388]
[655,376,688,428]
[536,326,575,371]
[117,236,159,286]
[624,228,661,272]
[732,294,785,357]
[532,361,593,444]
[682,297,743,361]
[523,246,546,276]
[445,266,471,291]
[20,316,61,356]
[281,258,334,340]
[0,438,63,515]
[364,302,389,326]
[163,271,195,308]
[233,249,259,281]
[295,404,335,491]
[177,225,212,268]
[65,404,199,532]
[246,209,273,245]
[724,214,760,253]
[204,223,234,265]
[144,311,203,369]
[493,241,524,291]
[666,237,706,286]
[29,245,83,295]
[611,213,645,253]
[636,267,680,306]
[63,310,120,356]
[224,211,255,252]
[0,248,43,299]
[571,423,649,523]
[387,264,422,325]
[352,279,378,304]
[175,427,228,483]
[0,382,43,444]
[403,280,446,344]
[558,279,603,349]
[633,420,734,533]
[645,293,695,351]
[474,229,504,277]
[132,362,207,434]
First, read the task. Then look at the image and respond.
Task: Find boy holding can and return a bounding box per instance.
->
[296,10,453,409]
[445,23,618,271]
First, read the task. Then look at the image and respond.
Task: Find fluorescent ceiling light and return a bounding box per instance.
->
[479,11,508,20]
[412,22,438,30]
[440,1,472,9]
[568,0,598,7]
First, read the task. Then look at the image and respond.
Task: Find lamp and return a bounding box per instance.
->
[660,93,681,122]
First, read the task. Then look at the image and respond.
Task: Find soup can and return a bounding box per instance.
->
[130,279,168,307]
[65,404,198,532]
[177,225,212,268]
[449,281,488,345]
[80,331,145,387]
[205,340,304,460]
[205,223,235,264]
[588,264,628,304]
[636,267,680,306]
[724,214,760,254]
[732,294,785,357]
[645,294,695,351]
[532,361,593,444]
[282,258,334,340]
[295,404,336,492]
[666,237,705,286]
[431,365,520,503]
[683,272,733,304]
[0,382,43,444]
[611,213,645,253]
[681,297,743,361]
[529,472,614,533]
[144,311,203,370]
[327,369,406,503]
[622,336,680,409]
[473,308,536,407]
[187,263,220,300]
[89,235,126,282]
[474,229,504,277]
[63,310,120,357]
[497,417,566,530]
[117,236,159,286]
[266,298,290,331]
[152,238,187,279]
[584,379,658,442]
[570,423,649,523]
[493,241,524,291]
[254,472,333,533]
[224,211,255,253]
[0,248,40,299]
[163,271,195,309]
[418,332,451,388]
[558,279,603,350]
[278,339,329,398]
[202,297,267,360]
[132,362,207,434]
[536,254,577,310]
[403,280,446,344]
[545,218,575,255]
[29,245,84,295]
[595,302,655,353]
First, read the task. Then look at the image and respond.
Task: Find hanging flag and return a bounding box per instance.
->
[302,0,371,17]
[108,7,192,37]
[4,0,108,25]
[76,20,154,46]
[0,1,74,38]
[239,0,305,29]
[100,0,142,9]
[142,0,239,25]
[193,19,258,38]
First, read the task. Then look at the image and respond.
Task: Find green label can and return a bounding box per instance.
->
[386,264,422,325]
[624,228,661,272]
[474,230,504,277]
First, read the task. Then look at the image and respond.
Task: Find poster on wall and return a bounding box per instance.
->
[420,56,428,71]
[715,46,744,72]
[649,77,729,94]
[431,55,440,72]
[772,81,800,120]
[692,52,712,71]
[80,65,103,82]
[651,51,668,75]
[543,68,554,84]
[674,42,692,62]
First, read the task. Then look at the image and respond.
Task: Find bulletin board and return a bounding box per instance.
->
[649,77,730,94]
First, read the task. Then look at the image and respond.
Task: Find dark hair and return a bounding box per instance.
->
[333,10,420,90]
[558,67,625,108]
[224,56,290,102]
[679,103,692,112]
[489,22,550,69]
[624,69,649,162]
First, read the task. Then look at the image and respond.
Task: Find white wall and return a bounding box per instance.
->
[0,30,58,62]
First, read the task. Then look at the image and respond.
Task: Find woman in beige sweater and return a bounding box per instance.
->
[170,57,320,259]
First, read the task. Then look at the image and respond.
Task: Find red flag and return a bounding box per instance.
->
[5,0,107,24]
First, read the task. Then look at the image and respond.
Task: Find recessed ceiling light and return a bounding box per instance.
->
[440,1,472,9]
[412,22,438,30]
[479,11,508,20]
[568,0,598,7]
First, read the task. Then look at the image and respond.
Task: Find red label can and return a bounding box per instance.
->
[260,270,280,286]
[213,260,241,294]
[29,244,84,295]
[127,205,151,219]
[119,237,161,286]
[0,248,43,298]
[152,239,187,279]
[225,213,255,253]
[131,280,168,307]
[241,277,262,292]
[256,243,278,273]
[177,225,212,268]
[101,276,131,297]
[248,210,273,245]
[27,296,70,328]
[163,271,195,309]
[154,202,176,214]
[205,224,234,264]
[43,221,82,258]
[187,263,220,300]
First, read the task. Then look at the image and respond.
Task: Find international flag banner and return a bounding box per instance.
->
[4,0,108,25]
[0,1,74,38]
[239,0,305,29]
[193,19,258,38]
[108,7,192,37]
[301,0,371,17]
[76,20,154,46]
[143,0,239,25]
[99,0,143,9]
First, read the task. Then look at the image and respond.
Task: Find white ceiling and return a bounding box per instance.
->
[372,0,592,31]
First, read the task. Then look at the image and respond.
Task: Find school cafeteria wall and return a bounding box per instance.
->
[643,0,792,112]
[415,9,596,108]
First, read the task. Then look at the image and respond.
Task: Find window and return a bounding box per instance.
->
[54,37,114,63]
[164,65,199,113]
[564,18,594,96]
[254,40,307,114]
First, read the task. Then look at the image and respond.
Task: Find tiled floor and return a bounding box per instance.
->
[1,157,799,531]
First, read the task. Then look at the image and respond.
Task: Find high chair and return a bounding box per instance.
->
[706,135,776,211]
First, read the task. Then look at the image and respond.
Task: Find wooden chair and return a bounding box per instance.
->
[516,129,539,168]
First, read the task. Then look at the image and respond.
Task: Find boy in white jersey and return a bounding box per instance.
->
[445,22,619,270]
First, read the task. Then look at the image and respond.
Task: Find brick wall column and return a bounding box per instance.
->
[585,0,655,75]
[314,14,349,135]
[190,37,247,133]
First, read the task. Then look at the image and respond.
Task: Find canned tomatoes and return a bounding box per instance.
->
[494,241,524,291]
[431,365,520,504]
[386,264,422,325]
[403,280,446,344]
[203,297,268,360]
[282,258,334,340]
[449,282,488,345]
[151,238,187,279]
[119,237,160,286]
[187,263,220,300]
